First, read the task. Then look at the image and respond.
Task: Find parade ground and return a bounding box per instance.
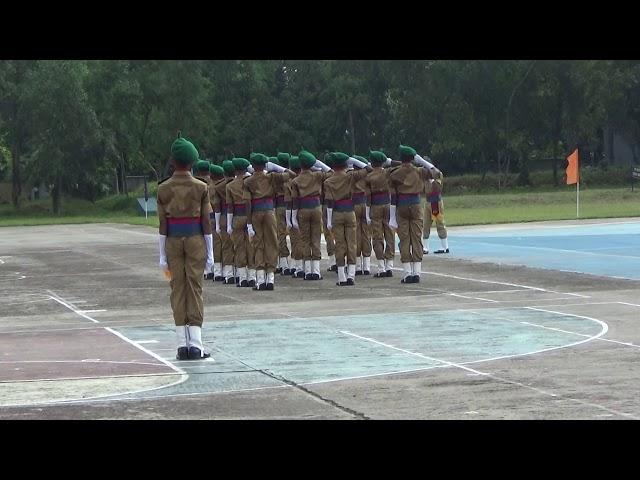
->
[1,218,639,419]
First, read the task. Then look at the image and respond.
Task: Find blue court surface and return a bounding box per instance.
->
[100,306,605,401]
[447,220,640,280]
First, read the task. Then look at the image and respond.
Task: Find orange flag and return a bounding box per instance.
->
[566,148,579,185]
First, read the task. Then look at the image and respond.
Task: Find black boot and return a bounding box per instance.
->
[176,347,189,360]
[187,346,210,360]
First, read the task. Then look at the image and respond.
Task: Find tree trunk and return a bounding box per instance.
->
[115,168,120,195]
[120,152,128,195]
[348,107,356,154]
[11,136,21,209]
[51,175,62,215]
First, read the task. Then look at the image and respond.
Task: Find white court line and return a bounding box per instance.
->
[0,360,167,367]
[104,327,184,375]
[47,291,100,324]
[136,340,159,344]
[78,309,107,314]
[447,293,498,303]
[389,267,591,298]
[339,327,638,419]
[618,302,640,308]
[520,321,640,349]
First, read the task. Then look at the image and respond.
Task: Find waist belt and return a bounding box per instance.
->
[251,197,274,211]
[397,193,421,206]
[233,203,247,216]
[220,202,227,215]
[299,195,320,209]
[427,193,442,204]
[275,195,286,208]
[352,192,367,205]
[371,192,390,205]
[334,198,354,212]
[167,216,203,237]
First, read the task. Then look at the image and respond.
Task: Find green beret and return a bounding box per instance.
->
[323,152,334,167]
[209,164,224,177]
[170,134,199,166]
[195,160,210,172]
[289,156,300,170]
[399,144,417,157]
[277,152,291,167]
[249,152,269,165]
[222,160,235,175]
[299,150,317,168]
[331,152,350,166]
[232,158,250,170]
[369,150,387,164]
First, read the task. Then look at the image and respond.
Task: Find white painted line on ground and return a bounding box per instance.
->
[104,327,184,375]
[78,309,107,314]
[521,319,640,350]
[0,360,167,367]
[389,267,591,298]
[448,293,498,303]
[617,302,640,308]
[339,327,637,419]
[47,291,100,324]
[136,340,159,344]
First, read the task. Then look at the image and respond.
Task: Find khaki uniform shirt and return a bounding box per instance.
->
[291,170,327,200]
[157,172,212,220]
[389,164,432,195]
[324,169,369,202]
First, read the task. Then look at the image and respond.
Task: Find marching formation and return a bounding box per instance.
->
[157,133,450,360]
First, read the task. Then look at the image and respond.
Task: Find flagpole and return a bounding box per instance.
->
[145,200,148,220]
[576,181,580,218]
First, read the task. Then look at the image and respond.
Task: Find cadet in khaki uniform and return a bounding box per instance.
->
[213,160,236,284]
[351,155,373,275]
[208,163,226,281]
[157,133,213,360]
[285,156,304,277]
[226,158,256,287]
[324,152,372,286]
[388,145,434,284]
[365,150,400,277]
[290,150,332,280]
[245,153,295,290]
[194,160,213,279]
[275,152,292,275]
[423,168,449,254]
[321,153,337,273]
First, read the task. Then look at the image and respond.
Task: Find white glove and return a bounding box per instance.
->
[286,209,292,229]
[266,162,285,173]
[292,209,299,230]
[326,207,333,230]
[313,159,331,172]
[204,234,214,272]
[227,213,234,235]
[158,234,168,270]
[247,165,255,174]
[247,224,256,238]
[389,205,398,230]
[214,212,221,234]
[365,205,371,225]
[383,157,392,167]
[347,157,367,169]
[414,154,435,170]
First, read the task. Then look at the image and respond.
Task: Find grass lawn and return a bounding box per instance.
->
[0,187,638,228]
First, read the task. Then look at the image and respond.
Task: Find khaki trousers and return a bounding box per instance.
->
[397,204,424,263]
[166,235,205,327]
[333,210,357,266]
[276,207,290,258]
[231,215,255,269]
[252,209,278,272]
[297,207,322,260]
[370,204,395,260]
[354,203,372,257]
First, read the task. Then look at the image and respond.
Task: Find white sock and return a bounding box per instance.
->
[413,262,422,276]
[238,267,247,282]
[377,259,385,273]
[337,266,347,283]
[312,260,321,275]
[267,272,275,284]
[248,269,256,282]
[329,254,336,267]
[363,256,371,272]
[441,237,448,250]
[403,263,412,279]
[304,260,311,275]
[256,270,266,285]
[187,325,204,353]
[424,238,430,252]
[176,326,187,348]
[347,264,356,280]
[213,263,222,277]
[386,259,394,270]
